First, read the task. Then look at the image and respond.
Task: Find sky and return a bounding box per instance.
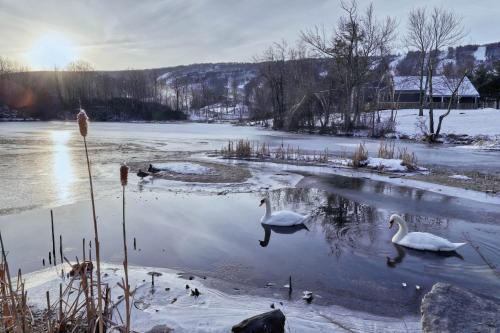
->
[0,0,499,70]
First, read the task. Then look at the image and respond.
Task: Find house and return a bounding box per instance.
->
[385,75,480,109]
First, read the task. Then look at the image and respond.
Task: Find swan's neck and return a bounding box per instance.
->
[392,218,408,243]
[265,199,272,217]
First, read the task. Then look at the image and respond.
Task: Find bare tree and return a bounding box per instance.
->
[301,0,396,131]
[406,8,432,116]
[434,64,472,138]
[426,7,466,137]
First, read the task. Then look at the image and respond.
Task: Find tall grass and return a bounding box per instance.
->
[398,147,418,171]
[220,139,329,163]
[351,143,368,168]
[377,141,395,159]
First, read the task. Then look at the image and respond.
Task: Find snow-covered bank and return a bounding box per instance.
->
[381,108,500,146]
[23,263,420,332]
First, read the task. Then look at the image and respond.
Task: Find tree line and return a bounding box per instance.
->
[0,58,186,121]
[2,0,500,139]
[245,0,499,140]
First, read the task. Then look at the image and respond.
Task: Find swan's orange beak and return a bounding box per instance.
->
[389,220,394,229]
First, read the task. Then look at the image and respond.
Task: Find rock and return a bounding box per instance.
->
[421,283,500,333]
[232,309,286,333]
[146,324,173,333]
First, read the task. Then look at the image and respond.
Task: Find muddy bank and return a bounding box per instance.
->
[410,166,500,195]
[129,159,251,184]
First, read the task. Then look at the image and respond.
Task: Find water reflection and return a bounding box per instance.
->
[50,131,74,202]
[259,223,309,247]
[386,243,464,268]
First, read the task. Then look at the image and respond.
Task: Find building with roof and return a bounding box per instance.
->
[384,75,480,109]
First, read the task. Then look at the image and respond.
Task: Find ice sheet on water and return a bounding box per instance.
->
[23,263,420,333]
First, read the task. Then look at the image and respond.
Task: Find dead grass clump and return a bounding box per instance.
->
[398,147,418,171]
[377,141,395,159]
[221,139,252,158]
[351,143,368,168]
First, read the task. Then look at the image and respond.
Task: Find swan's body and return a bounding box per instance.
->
[389,214,466,252]
[260,197,308,226]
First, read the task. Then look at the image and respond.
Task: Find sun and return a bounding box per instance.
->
[27,32,77,69]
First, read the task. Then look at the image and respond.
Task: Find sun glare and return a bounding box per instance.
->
[27,32,77,69]
[50,130,75,203]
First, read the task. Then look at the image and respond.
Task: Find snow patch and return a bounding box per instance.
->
[474,46,487,61]
[366,157,407,172]
[154,162,215,175]
[449,174,471,180]
[380,108,500,139]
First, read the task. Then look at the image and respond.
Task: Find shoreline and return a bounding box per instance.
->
[23,262,421,332]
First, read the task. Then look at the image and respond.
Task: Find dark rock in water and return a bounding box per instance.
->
[232,309,285,333]
[146,324,173,333]
[191,288,200,297]
[421,283,500,333]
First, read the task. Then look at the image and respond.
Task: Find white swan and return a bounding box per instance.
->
[389,214,466,251]
[259,197,308,226]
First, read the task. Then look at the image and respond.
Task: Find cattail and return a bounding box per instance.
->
[120,163,129,187]
[77,109,89,137]
[121,163,131,332]
[78,107,104,332]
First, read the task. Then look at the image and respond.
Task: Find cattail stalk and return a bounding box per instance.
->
[78,109,104,333]
[120,163,131,333]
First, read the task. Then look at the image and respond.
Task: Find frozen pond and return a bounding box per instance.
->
[1,121,500,214]
[0,121,499,318]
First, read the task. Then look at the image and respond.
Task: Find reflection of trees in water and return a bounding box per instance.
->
[262,186,451,257]
[315,194,379,257]
[267,187,323,212]
[400,213,450,231]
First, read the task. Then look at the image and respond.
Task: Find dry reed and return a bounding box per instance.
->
[351,143,368,168]
[78,109,104,333]
[120,163,131,333]
[398,147,418,171]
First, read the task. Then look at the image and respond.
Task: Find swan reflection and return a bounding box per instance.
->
[386,243,464,268]
[259,223,309,247]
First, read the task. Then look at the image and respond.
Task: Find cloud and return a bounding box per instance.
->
[0,0,498,70]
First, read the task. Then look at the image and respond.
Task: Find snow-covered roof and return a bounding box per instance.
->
[393,76,479,97]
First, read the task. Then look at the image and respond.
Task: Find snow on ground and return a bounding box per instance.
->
[153,162,215,175]
[449,174,472,180]
[474,46,487,62]
[381,108,500,139]
[366,157,407,172]
[189,103,248,121]
[23,263,420,333]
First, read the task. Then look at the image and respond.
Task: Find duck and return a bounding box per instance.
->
[259,197,308,226]
[148,164,161,174]
[137,169,149,179]
[389,214,466,252]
